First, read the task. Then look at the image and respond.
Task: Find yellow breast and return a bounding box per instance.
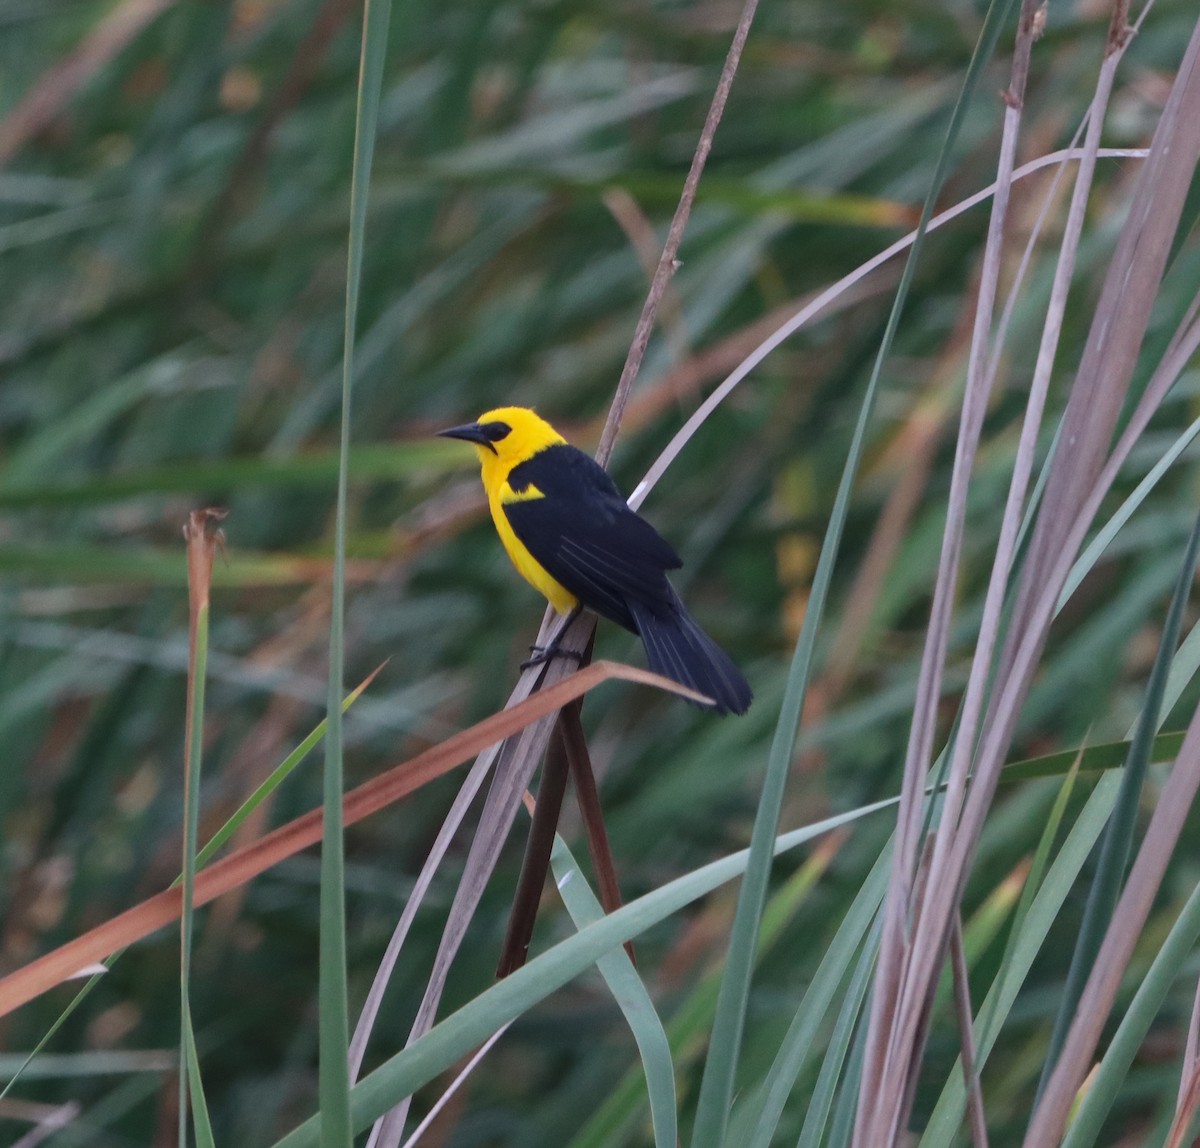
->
[487,477,579,616]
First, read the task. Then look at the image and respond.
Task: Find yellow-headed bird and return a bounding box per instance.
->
[438,406,752,715]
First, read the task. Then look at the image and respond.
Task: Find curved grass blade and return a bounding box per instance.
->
[268,802,898,1148]
[566,836,843,1148]
[1059,413,1200,610]
[550,835,676,1148]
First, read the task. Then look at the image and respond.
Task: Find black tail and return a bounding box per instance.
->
[628,589,752,716]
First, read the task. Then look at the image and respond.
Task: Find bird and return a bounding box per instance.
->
[437,406,752,715]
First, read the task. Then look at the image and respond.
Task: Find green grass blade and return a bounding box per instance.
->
[1000,732,1184,784]
[975,757,1083,1058]
[549,835,677,1148]
[744,849,891,1148]
[825,1008,870,1148]
[321,0,394,1142]
[1038,509,1200,1098]
[566,839,838,1148]
[268,801,897,1147]
[1162,615,1200,719]
[195,672,379,870]
[0,976,105,1102]
[687,0,1014,1135]
[180,589,212,1145]
[184,1016,216,1148]
[795,916,882,1148]
[1060,878,1200,1148]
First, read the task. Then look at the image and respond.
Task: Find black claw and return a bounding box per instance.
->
[521,643,584,671]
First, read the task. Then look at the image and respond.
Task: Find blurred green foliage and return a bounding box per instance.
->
[3,0,1200,1143]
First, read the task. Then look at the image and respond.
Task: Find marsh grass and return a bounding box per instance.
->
[3,0,1200,1145]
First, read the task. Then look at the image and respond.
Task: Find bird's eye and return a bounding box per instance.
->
[481,422,511,442]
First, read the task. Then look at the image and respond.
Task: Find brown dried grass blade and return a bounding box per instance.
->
[0,660,693,1019]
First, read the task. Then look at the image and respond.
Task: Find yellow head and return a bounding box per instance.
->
[437,406,567,480]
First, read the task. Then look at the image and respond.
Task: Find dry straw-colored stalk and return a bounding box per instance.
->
[856,4,1200,1143]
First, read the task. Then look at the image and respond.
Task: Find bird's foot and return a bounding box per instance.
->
[521,642,584,671]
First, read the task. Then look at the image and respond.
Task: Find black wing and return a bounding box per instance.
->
[502,444,681,632]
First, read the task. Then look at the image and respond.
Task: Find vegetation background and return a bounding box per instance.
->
[2,0,1200,1144]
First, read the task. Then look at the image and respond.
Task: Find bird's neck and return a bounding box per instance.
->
[478,448,518,493]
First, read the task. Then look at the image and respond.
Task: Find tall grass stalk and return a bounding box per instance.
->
[322,0,395,1143]
[180,509,223,1147]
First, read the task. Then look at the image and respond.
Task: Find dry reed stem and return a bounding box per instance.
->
[851,0,1183,1132]
[920,293,1200,1136]
[594,0,761,467]
[560,703,630,947]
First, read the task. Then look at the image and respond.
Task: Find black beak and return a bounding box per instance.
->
[436,422,496,453]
